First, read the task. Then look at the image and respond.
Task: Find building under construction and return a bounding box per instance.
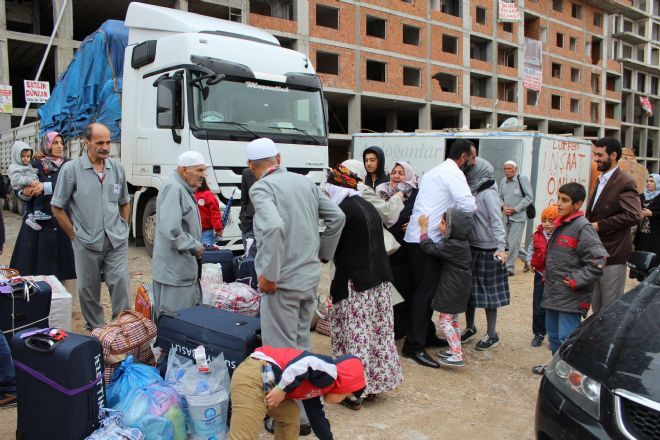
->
[1,0,658,170]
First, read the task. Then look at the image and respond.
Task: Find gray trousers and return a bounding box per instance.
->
[505,220,527,272]
[72,235,130,329]
[591,264,628,314]
[260,285,317,425]
[153,281,202,317]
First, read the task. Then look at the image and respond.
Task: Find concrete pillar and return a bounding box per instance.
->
[295,0,309,56]
[0,0,10,131]
[175,0,188,11]
[538,119,549,134]
[348,94,361,135]
[418,103,431,130]
[53,0,74,81]
[385,110,397,132]
[459,108,470,129]
[573,125,584,137]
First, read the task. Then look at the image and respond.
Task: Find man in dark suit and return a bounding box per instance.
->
[586,137,642,314]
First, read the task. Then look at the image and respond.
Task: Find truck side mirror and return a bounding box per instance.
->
[156,76,183,130]
[627,251,658,281]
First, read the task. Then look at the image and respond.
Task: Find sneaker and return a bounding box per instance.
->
[523,262,531,273]
[32,210,52,221]
[476,333,500,351]
[436,350,452,359]
[461,327,478,343]
[507,271,515,277]
[264,418,312,436]
[25,217,42,231]
[0,393,17,408]
[531,334,544,347]
[437,356,464,368]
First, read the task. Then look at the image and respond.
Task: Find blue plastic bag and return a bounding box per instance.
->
[106,355,163,407]
[113,383,186,440]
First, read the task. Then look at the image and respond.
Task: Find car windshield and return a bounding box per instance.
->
[191,74,326,143]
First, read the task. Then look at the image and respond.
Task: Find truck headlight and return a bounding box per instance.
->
[546,353,601,420]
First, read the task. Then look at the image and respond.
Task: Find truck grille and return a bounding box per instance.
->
[615,389,660,440]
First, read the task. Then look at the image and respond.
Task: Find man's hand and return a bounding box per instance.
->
[418,214,429,232]
[642,208,652,218]
[591,222,599,232]
[503,207,515,216]
[258,275,277,294]
[494,250,508,263]
[195,246,204,258]
[265,387,286,408]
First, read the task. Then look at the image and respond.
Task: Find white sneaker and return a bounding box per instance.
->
[25,217,42,231]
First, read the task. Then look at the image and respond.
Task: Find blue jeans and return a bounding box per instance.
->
[532,272,546,336]
[0,335,16,394]
[201,229,216,246]
[545,309,581,354]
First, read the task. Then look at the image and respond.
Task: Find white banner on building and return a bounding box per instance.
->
[498,0,522,22]
[523,38,543,92]
[24,80,50,104]
[523,67,542,91]
[0,85,12,114]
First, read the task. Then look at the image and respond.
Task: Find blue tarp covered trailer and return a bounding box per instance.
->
[38,20,128,142]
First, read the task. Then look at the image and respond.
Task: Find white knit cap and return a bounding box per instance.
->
[504,160,517,167]
[246,138,279,161]
[178,151,209,167]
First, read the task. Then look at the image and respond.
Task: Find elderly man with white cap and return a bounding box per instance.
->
[152,151,208,316]
[247,138,345,436]
[499,160,533,275]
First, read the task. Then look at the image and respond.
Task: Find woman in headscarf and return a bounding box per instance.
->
[634,174,660,257]
[326,165,403,411]
[375,162,425,340]
[10,132,76,281]
[463,157,510,351]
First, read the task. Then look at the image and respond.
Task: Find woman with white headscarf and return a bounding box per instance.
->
[634,173,660,258]
[464,157,510,351]
[326,165,403,410]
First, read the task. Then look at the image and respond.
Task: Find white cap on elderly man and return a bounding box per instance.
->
[246,138,279,161]
[504,160,517,167]
[178,151,209,167]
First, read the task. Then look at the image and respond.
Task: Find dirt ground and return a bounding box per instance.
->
[0,210,636,439]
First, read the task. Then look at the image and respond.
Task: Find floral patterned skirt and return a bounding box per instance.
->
[331,281,403,395]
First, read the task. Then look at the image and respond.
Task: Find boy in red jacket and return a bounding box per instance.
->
[527,204,558,348]
[229,346,365,440]
[195,178,223,246]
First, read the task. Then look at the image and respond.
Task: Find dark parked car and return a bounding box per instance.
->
[536,252,660,440]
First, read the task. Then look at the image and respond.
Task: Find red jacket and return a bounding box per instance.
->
[530,225,550,273]
[251,346,365,400]
[195,190,223,232]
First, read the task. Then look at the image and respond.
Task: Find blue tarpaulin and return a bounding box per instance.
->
[38,20,128,141]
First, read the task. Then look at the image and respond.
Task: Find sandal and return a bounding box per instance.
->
[532,365,546,376]
[340,396,363,410]
[363,393,376,402]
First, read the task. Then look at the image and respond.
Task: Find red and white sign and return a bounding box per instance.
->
[498,0,522,22]
[640,96,653,116]
[523,67,542,91]
[0,85,12,114]
[24,80,50,104]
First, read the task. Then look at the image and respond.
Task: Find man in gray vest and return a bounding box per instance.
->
[152,151,208,316]
[499,160,533,276]
[247,138,345,435]
[51,122,130,329]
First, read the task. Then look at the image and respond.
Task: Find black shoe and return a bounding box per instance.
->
[461,327,478,343]
[299,423,312,436]
[340,396,363,411]
[476,333,500,351]
[531,334,544,347]
[264,418,312,436]
[532,365,546,375]
[427,336,450,348]
[402,349,440,368]
[508,271,515,277]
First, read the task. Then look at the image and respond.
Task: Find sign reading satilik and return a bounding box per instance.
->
[24,80,50,104]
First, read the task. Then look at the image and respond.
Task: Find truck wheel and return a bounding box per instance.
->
[142,197,157,257]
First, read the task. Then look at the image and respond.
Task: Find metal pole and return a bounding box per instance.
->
[19,0,68,126]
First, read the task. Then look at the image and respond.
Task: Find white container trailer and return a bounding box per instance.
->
[352,131,594,237]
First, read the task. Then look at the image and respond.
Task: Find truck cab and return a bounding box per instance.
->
[122,3,328,254]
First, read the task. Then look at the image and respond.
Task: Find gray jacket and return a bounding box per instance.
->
[250,167,345,291]
[499,174,533,223]
[469,184,506,252]
[8,141,37,191]
[153,172,202,286]
[542,213,608,316]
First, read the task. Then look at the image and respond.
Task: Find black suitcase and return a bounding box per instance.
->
[156,305,260,374]
[233,255,258,289]
[1,281,52,338]
[202,249,236,282]
[11,328,105,440]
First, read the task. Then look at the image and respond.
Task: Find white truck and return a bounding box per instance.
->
[0,2,328,255]
[352,130,594,237]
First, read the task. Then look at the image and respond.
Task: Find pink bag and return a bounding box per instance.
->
[213,282,261,317]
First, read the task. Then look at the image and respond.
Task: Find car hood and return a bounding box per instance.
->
[561,280,660,401]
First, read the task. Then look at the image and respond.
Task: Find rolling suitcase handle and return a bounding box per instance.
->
[24,333,61,353]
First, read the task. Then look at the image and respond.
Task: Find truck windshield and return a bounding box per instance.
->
[191,75,326,144]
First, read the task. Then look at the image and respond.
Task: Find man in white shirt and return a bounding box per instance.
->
[402,139,476,368]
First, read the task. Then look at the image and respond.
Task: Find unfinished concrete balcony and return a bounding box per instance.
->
[249,0,296,33]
